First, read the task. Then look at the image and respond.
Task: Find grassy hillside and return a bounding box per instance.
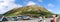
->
[4,5,53,17]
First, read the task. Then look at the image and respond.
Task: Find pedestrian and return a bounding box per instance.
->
[51,20,53,22]
[53,15,56,22]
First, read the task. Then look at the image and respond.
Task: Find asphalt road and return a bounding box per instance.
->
[1,16,59,22]
[5,18,53,22]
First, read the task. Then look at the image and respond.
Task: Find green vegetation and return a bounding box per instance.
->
[3,5,54,17]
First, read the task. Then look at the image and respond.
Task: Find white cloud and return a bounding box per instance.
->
[27,1,36,6]
[15,4,22,8]
[0,0,22,14]
[48,3,55,7]
[47,9,53,12]
[38,0,43,2]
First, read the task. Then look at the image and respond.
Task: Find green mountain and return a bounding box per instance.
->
[4,5,53,17]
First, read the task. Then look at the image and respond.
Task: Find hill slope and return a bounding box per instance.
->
[4,5,53,17]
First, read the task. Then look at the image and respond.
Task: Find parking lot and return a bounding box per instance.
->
[5,18,53,22]
[0,16,59,22]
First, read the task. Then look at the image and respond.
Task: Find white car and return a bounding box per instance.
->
[38,16,43,22]
[17,16,23,20]
[23,16,31,20]
[17,15,31,20]
[12,17,17,21]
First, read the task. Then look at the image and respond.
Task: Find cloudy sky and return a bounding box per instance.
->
[0,0,60,14]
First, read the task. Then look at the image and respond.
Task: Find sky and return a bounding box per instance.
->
[0,0,60,14]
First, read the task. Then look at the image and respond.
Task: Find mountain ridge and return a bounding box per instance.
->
[3,5,53,17]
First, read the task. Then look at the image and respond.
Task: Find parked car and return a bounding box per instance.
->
[2,17,8,21]
[12,17,17,21]
[17,15,31,20]
[0,16,8,21]
[17,16,23,20]
[23,16,31,20]
[38,16,43,22]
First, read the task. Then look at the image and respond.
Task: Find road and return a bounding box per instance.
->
[1,16,59,22]
[1,16,60,22]
[5,18,53,22]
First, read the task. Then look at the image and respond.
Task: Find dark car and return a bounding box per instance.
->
[2,17,8,21]
[0,16,8,21]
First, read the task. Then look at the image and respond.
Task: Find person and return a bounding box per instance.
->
[51,20,53,22]
[38,16,43,22]
[52,15,56,22]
